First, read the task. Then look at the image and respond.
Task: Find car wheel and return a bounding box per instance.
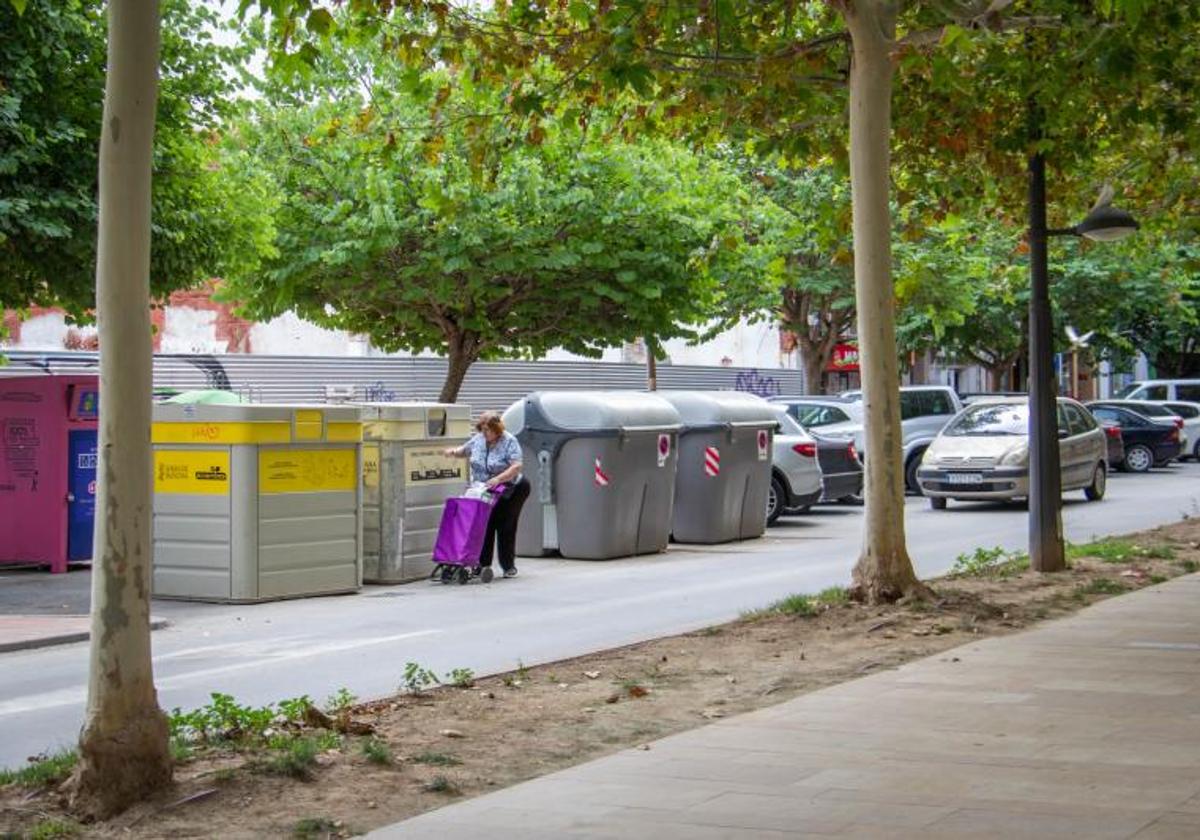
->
[767,474,786,525]
[1084,463,1106,501]
[1123,443,1154,473]
[905,449,926,496]
[838,493,864,506]
[929,496,947,511]
[1193,440,1200,462]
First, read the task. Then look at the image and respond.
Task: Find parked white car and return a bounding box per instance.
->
[1153,401,1200,460]
[1115,379,1200,403]
[819,386,964,493]
[766,406,823,524]
[917,397,1107,510]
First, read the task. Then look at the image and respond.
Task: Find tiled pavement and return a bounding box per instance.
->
[371,574,1200,839]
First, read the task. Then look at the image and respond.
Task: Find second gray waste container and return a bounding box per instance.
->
[503,391,682,560]
[661,391,777,544]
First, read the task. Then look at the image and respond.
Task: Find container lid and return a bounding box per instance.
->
[154,403,362,423]
[659,391,778,428]
[356,402,471,421]
[505,391,681,433]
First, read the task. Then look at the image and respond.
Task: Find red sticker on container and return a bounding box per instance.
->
[594,458,611,487]
[757,429,770,461]
[657,434,670,467]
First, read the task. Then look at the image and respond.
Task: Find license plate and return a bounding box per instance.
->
[946,473,984,485]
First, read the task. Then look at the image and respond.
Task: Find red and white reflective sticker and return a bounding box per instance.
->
[757,429,770,461]
[657,433,670,467]
[594,458,611,487]
[703,446,721,477]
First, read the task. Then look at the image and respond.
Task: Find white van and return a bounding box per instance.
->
[1115,380,1200,403]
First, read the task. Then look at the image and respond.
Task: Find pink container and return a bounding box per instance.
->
[0,374,99,573]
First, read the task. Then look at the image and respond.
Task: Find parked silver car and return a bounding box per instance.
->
[916,397,1107,510]
[820,386,964,493]
[766,406,823,524]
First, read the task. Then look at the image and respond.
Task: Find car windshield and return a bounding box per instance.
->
[944,404,1028,436]
[1114,382,1143,398]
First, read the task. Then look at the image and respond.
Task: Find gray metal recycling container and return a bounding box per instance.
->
[503,391,682,560]
[661,391,777,544]
[151,403,363,602]
[359,402,473,583]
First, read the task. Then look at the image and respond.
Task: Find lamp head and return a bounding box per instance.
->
[1074,204,1139,242]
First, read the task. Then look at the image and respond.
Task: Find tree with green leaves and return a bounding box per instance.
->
[703,159,856,395]
[0,0,275,317]
[226,50,750,401]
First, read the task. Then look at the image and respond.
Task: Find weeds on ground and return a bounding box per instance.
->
[445,668,475,689]
[412,752,462,767]
[361,738,392,766]
[741,593,817,621]
[1067,539,1174,563]
[0,749,77,788]
[28,819,80,840]
[1177,559,1198,574]
[1075,578,1126,598]
[950,546,1031,579]
[168,692,314,747]
[422,775,459,794]
[401,662,439,695]
[292,817,339,839]
[323,688,357,714]
[813,586,850,606]
[261,737,320,780]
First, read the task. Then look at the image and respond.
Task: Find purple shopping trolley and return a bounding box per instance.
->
[430,485,504,584]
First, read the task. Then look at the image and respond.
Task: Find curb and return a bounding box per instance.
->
[0,617,169,654]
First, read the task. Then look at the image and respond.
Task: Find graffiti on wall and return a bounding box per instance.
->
[734,369,783,398]
[362,381,398,402]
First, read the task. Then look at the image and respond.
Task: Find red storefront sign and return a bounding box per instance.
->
[826,343,860,372]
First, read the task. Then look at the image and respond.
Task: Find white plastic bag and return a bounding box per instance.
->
[463,482,491,500]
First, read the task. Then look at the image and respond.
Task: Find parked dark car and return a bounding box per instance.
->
[1098,421,1125,469]
[811,432,864,504]
[1087,404,1183,472]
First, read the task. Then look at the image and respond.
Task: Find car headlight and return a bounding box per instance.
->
[999,445,1029,467]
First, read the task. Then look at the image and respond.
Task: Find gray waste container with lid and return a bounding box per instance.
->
[660,391,777,544]
[503,391,682,560]
[151,403,363,602]
[358,402,472,583]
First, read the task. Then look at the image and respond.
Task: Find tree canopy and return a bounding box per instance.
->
[0,0,275,317]
[225,45,755,399]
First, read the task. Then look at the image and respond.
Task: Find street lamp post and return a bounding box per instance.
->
[1026,154,1139,573]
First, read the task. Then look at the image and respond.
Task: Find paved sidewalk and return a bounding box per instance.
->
[0,615,168,653]
[373,574,1200,839]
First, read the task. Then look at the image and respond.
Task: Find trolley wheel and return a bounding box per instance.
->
[457,567,470,585]
[430,565,441,580]
[480,567,494,584]
[440,566,455,584]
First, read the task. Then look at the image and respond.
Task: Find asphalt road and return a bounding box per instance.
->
[2,463,1199,768]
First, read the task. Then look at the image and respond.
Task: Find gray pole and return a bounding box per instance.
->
[1027,152,1066,572]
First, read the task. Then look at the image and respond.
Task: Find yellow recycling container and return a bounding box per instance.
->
[151,403,363,602]
[359,403,472,583]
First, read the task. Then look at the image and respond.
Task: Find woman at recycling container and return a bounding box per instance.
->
[443,411,529,578]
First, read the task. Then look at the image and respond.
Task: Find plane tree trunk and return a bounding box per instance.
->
[69,0,172,819]
[838,0,926,603]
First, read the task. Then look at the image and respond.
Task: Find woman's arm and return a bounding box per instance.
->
[485,461,523,487]
[442,436,473,458]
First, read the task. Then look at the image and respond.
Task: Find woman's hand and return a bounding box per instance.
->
[485,477,499,489]
[442,447,459,458]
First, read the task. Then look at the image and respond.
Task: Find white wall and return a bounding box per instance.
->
[6,305,794,369]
